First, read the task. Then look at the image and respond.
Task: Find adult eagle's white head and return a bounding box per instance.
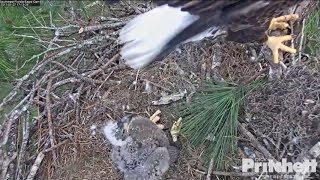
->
[108,0,302,69]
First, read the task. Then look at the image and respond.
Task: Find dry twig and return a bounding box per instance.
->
[15,111,30,180]
[297,18,306,63]
[238,123,275,160]
[26,152,45,180]
[206,158,214,180]
[79,22,126,33]
[45,76,57,165]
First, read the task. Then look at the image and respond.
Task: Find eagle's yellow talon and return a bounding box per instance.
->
[269,22,289,30]
[266,35,297,64]
[269,14,299,31]
[266,14,299,64]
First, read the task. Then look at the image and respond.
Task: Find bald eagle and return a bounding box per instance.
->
[115,0,301,69]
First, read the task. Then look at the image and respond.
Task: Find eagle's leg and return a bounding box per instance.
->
[266,14,299,64]
[268,14,299,31]
[266,35,296,64]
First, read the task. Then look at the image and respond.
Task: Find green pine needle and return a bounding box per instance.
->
[0,6,51,79]
[178,81,262,170]
[305,7,320,56]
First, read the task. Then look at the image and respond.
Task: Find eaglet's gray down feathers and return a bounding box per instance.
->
[103,116,179,180]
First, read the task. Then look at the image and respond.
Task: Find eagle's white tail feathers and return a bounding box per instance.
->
[119,5,215,69]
